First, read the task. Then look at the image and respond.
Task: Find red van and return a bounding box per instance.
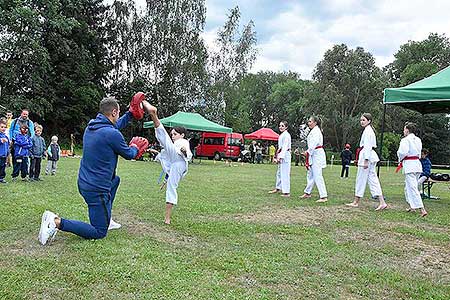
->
[195,132,243,160]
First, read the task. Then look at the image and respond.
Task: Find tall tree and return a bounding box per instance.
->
[202,6,257,125]
[308,44,386,149]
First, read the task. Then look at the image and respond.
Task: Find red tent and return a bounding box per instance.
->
[244,128,279,141]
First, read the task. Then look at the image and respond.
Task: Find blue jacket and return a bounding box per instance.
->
[420,157,432,177]
[78,111,138,192]
[9,118,35,140]
[0,132,10,157]
[14,133,33,157]
[31,135,46,158]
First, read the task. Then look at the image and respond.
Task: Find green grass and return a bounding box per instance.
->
[0,158,449,299]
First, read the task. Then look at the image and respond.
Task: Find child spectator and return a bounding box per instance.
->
[0,118,10,183]
[340,144,352,178]
[418,148,432,186]
[46,135,61,175]
[30,123,46,181]
[12,124,32,181]
[5,111,13,167]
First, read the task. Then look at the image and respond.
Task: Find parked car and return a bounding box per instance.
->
[195,132,244,160]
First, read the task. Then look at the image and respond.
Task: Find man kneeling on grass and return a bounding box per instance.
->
[38,95,148,245]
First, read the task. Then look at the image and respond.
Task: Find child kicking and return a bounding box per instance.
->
[143,101,192,224]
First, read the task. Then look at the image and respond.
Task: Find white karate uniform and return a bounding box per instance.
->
[275,130,291,193]
[354,126,383,198]
[303,126,327,198]
[155,125,192,205]
[397,133,424,209]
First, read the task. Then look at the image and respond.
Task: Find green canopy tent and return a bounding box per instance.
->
[379,65,450,174]
[143,111,232,133]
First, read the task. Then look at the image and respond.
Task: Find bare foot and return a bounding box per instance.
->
[142,100,157,114]
[421,210,428,217]
[300,193,311,199]
[281,193,290,198]
[345,202,358,207]
[375,204,388,211]
[268,189,280,194]
[164,220,171,225]
[406,208,416,213]
[316,198,328,203]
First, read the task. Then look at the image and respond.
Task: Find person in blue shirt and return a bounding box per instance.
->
[0,118,10,183]
[12,125,33,181]
[38,96,147,245]
[418,148,432,186]
[30,123,46,181]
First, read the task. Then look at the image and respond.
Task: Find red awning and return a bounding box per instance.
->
[244,128,279,141]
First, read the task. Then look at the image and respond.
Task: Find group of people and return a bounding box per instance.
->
[38,95,192,245]
[246,141,277,164]
[0,109,61,184]
[267,113,428,217]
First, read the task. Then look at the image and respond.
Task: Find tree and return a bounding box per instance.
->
[307,44,386,149]
[202,6,257,125]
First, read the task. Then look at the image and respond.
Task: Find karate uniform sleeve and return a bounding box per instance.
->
[109,130,138,160]
[307,129,319,155]
[397,138,409,162]
[116,111,133,131]
[361,128,375,161]
[277,135,286,159]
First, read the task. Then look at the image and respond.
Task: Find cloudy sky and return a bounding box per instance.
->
[137,0,450,79]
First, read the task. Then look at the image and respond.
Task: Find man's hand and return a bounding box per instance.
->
[129,136,149,159]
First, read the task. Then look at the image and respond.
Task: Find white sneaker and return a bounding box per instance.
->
[38,210,58,245]
[108,219,122,230]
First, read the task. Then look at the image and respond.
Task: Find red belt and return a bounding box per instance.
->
[395,156,420,173]
[305,146,323,170]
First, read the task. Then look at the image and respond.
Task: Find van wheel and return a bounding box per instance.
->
[214,152,221,161]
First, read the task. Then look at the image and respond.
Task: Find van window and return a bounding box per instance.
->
[204,137,224,145]
[227,138,242,146]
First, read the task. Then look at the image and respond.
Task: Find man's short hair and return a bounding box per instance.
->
[0,118,6,125]
[99,97,119,115]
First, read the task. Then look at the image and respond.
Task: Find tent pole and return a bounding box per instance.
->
[377,104,387,177]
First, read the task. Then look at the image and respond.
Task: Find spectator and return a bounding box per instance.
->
[5,111,13,167]
[11,124,32,181]
[9,109,35,141]
[0,118,10,183]
[294,147,300,166]
[269,144,276,164]
[30,123,46,181]
[418,148,432,187]
[340,144,352,178]
[256,142,263,164]
[249,140,257,163]
[46,136,61,176]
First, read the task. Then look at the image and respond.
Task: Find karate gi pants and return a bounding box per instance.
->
[304,163,327,198]
[156,126,187,205]
[275,159,291,194]
[405,172,424,209]
[355,162,382,198]
[59,175,120,239]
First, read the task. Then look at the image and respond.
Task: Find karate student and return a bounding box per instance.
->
[268,120,291,197]
[143,101,192,224]
[300,115,328,203]
[346,113,387,210]
[397,122,427,217]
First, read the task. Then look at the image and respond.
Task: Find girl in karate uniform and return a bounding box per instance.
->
[300,116,328,202]
[268,121,291,197]
[346,113,387,210]
[143,101,192,224]
[397,122,427,217]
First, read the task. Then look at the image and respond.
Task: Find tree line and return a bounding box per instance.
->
[1,1,449,163]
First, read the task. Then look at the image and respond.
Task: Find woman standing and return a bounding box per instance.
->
[300,116,328,202]
[268,121,291,197]
[397,122,427,217]
[346,113,387,210]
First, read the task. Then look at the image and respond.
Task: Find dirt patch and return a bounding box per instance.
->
[117,209,207,249]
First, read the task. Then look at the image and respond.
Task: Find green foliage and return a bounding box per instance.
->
[306,44,387,150]
[381,132,401,161]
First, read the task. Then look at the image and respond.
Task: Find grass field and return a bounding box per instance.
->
[0,158,449,300]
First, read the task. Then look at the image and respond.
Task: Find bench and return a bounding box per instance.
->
[421,178,450,200]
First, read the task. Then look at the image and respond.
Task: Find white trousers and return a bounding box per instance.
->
[417,175,428,186]
[304,163,327,198]
[355,162,382,198]
[405,172,424,209]
[155,127,187,205]
[275,160,291,194]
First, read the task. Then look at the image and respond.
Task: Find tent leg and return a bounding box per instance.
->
[377,104,387,177]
